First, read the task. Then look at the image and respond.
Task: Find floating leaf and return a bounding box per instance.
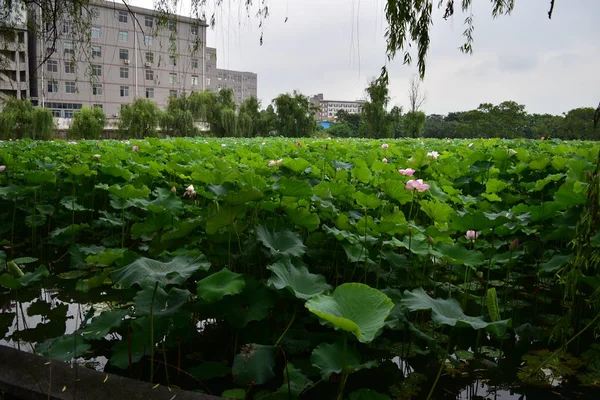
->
[305,283,393,343]
[267,258,331,300]
[197,268,246,303]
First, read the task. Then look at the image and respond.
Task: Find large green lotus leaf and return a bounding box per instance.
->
[24,170,56,184]
[310,341,378,380]
[381,180,413,204]
[282,157,312,173]
[206,205,247,235]
[256,225,307,258]
[436,242,485,268]
[106,184,151,199]
[60,195,87,211]
[352,166,372,183]
[0,265,49,289]
[276,177,313,198]
[221,389,246,399]
[130,213,173,238]
[349,389,392,400]
[419,200,453,223]
[485,178,508,193]
[305,283,393,343]
[76,269,112,292]
[267,258,331,300]
[223,187,264,205]
[82,309,129,340]
[197,268,246,303]
[147,188,185,214]
[353,191,382,209]
[36,335,91,361]
[218,280,274,328]
[401,288,511,337]
[539,254,572,274]
[110,330,148,369]
[232,344,278,385]
[111,255,210,288]
[285,207,320,232]
[134,286,190,317]
[276,363,313,397]
[85,248,126,266]
[554,182,587,207]
[161,218,203,241]
[341,241,371,263]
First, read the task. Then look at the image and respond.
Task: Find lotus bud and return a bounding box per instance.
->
[509,238,519,251]
[476,271,483,279]
[426,236,436,245]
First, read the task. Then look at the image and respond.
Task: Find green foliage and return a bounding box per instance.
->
[119,98,161,138]
[0,98,55,140]
[272,91,319,137]
[403,111,426,138]
[361,76,394,138]
[68,107,106,140]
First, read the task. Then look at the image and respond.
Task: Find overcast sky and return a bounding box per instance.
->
[131,0,599,115]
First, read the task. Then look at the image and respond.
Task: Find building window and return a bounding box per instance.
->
[93,104,103,109]
[120,67,129,79]
[119,49,129,60]
[206,77,211,86]
[65,82,76,94]
[169,89,177,98]
[64,110,74,118]
[144,35,152,46]
[120,86,129,97]
[169,73,177,84]
[206,52,211,60]
[92,84,103,95]
[168,56,176,66]
[48,81,58,93]
[118,11,128,23]
[47,59,58,72]
[91,64,102,77]
[63,21,72,34]
[191,58,198,68]
[51,109,61,117]
[168,20,176,31]
[91,26,101,39]
[64,41,73,55]
[145,88,154,98]
[191,25,198,35]
[65,62,75,74]
[145,16,153,28]
[191,75,198,86]
[145,69,153,80]
[118,31,128,42]
[92,45,101,57]
[145,52,154,63]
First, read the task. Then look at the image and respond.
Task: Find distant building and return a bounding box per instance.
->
[205,47,257,105]
[0,1,30,102]
[2,0,257,118]
[310,93,365,121]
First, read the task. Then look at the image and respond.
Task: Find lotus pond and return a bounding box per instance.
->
[1,137,599,400]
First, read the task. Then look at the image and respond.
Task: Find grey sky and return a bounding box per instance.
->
[132,0,599,115]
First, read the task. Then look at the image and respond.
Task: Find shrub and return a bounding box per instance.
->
[68,107,106,140]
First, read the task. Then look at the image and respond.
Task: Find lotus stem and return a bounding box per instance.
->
[275,307,297,346]
[149,281,158,384]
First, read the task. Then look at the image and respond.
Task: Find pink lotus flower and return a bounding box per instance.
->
[381,143,389,149]
[268,160,276,167]
[540,136,545,140]
[0,165,5,172]
[327,136,332,140]
[183,185,196,199]
[382,158,388,164]
[68,141,77,145]
[398,168,415,177]
[465,230,479,241]
[405,179,430,192]
[295,141,301,147]
[132,145,139,152]
[427,151,440,160]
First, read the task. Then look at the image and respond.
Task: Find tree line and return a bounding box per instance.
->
[0,84,596,140]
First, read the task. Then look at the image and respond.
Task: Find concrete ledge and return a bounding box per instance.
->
[0,345,222,400]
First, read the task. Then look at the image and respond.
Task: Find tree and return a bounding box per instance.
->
[408,75,426,113]
[119,99,161,138]
[0,98,55,140]
[559,108,596,140]
[336,110,361,137]
[327,121,357,138]
[272,91,319,137]
[361,76,393,138]
[68,107,105,140]
[403,111,426,138]
[221,108,237,137]
[239,96,261,137]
